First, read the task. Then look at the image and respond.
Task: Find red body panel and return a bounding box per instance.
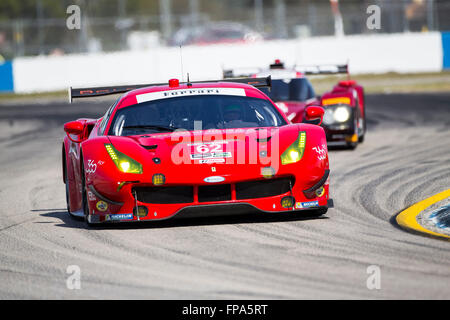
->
[274,99,319,123]
[63,81,331,223]
[319,80,366,144]
[329,80,365,119]
[242,61,366,146]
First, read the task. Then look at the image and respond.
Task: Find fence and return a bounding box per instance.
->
[4,31,446,94]
[0,0,450,59]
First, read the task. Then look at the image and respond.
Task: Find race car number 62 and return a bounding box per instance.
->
[197,144,222,153]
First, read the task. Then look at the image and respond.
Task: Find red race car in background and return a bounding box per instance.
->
[224,60,366,149]
[320,79,366,148]
[63,76,333,226]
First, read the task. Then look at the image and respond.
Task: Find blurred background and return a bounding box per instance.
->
[0,0,448,58]
[0,0,449,95]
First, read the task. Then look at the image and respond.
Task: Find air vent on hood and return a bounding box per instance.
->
[141,144,158,150]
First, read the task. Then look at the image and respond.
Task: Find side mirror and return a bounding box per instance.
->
[64,120,85,143]
[64,121,84,135]
[305,106,324,125]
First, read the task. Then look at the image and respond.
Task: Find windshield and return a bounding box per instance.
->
[108,95,287,136]
[260,78,315,102]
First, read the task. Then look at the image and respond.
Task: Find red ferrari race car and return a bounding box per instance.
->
[63,77,333,226]
[224,60,366,149]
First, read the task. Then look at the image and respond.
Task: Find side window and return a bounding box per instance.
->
[98,99,119,136]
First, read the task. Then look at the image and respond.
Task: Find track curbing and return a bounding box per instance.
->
[396,189,450,240]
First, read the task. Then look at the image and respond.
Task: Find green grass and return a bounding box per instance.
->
[309,71,450,95]
[0,90,67,103]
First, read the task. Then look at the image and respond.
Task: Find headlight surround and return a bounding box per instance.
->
[322,105,352,124]
[281,131,306,165]
[323,109,334,125]
[105,143,143,174]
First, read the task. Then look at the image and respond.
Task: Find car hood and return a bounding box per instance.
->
[275,101,308,122]
[107,125,302,185]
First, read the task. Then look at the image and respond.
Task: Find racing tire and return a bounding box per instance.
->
[347,116,359,149]
[64,158,71,213]
[358,116,366,143]
[65,154,83,221]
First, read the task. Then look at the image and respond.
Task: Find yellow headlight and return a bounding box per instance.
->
[120,161,130,172]
[104,144,143,174]
[281,132,306,165]
[289,151,300,162]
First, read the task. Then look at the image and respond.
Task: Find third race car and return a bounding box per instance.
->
[224,59,366,148]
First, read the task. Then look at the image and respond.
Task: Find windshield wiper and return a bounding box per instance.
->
[122,125,179,132]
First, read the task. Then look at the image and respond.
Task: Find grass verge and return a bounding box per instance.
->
[1,71,449,103]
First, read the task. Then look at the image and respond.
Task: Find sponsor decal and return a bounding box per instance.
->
[199,158,225,164]
[187,140,239,146]
[86,160,104,174]
[192,143,229,155]
[87,191,96,201]
[96,201,108,212]
[86,159,97,174]
[136,88,246,103]
[204,176,225,183]
[312,144,327,161]
[189,142,232,161]
[191,152,231,160]
[295,200,319,209]
[105,213,134,221]
[315,186,325,197]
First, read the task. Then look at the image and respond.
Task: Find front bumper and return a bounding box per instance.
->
[321,108,357,142]
[87,199,334,224]
[86,173,331,224]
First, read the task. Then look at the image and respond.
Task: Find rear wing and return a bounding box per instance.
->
[296,64,348,75]
[223,64,349,79]
[68,76,272,103]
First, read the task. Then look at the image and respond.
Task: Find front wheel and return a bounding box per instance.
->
[81,158,96,227]
[65,165,73,215]
[358,116,366,143]
[65,155,83,220]
[347,116,359,149]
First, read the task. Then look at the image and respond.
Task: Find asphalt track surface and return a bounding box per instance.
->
[0,93,449,299]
